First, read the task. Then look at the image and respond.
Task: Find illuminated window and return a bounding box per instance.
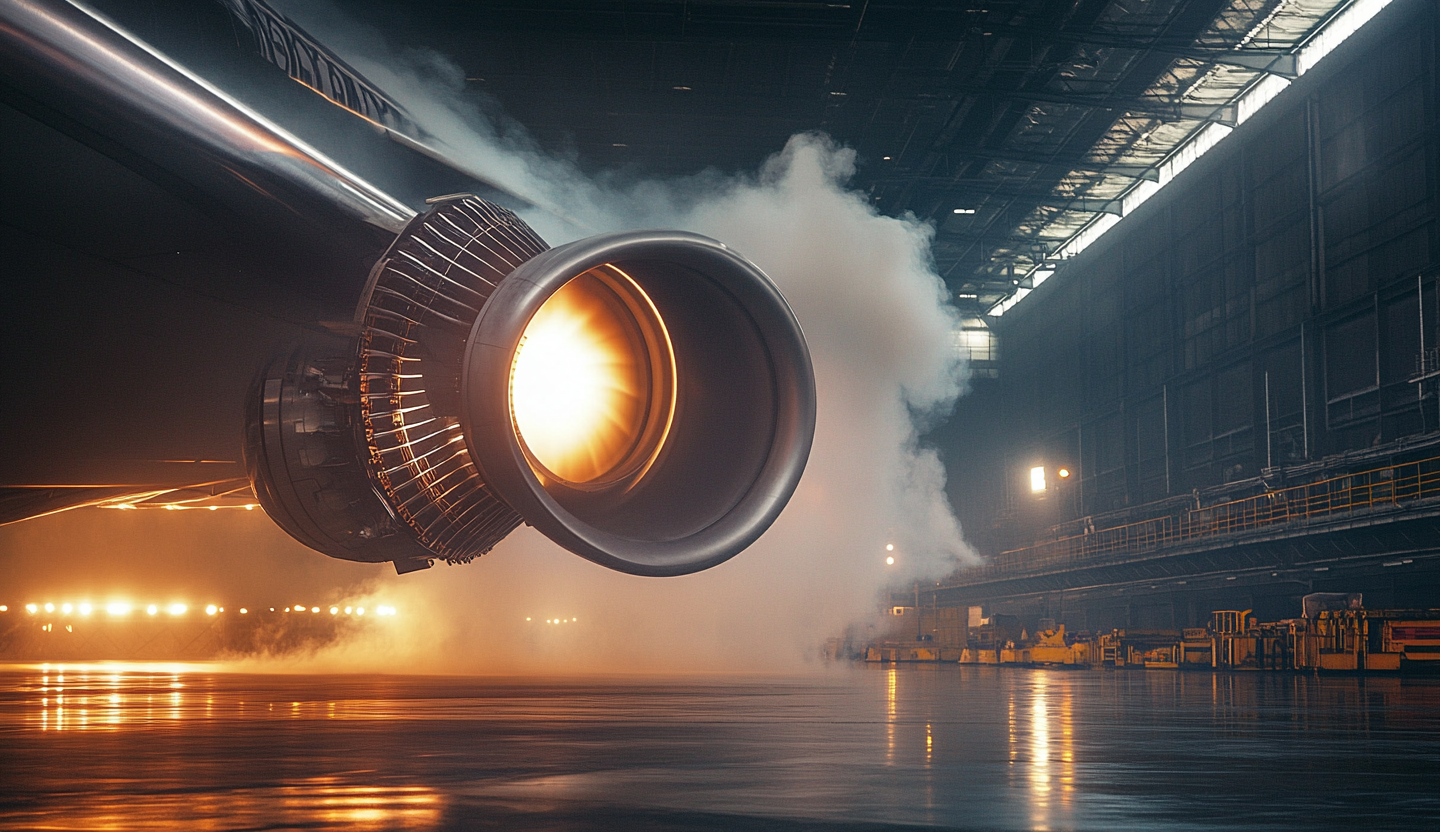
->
[951,327,996,362]
[1030,466,1047,494]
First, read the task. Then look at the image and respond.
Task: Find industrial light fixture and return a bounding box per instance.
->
[952,208,976,214]
[1057,468,1071,479]
[886,556,895,565]
[1030,466,1047,494]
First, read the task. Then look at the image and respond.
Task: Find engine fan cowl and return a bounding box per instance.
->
[247,197,815,576]
[463,231,816,576]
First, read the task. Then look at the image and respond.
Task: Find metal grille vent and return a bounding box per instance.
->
[356,197,550,563]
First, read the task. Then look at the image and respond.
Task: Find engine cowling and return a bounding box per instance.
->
[246,196,815,576]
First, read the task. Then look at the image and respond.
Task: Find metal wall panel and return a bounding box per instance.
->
[953,2,1440,551]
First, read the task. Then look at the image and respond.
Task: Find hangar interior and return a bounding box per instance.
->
[5,0,1440,638]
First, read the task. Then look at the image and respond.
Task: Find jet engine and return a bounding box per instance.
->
[247,196,816,575]
[0,0,814,574]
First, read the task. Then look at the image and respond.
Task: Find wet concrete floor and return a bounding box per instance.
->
[1,663,1438,830]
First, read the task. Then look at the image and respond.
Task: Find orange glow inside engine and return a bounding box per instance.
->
[509,266,675,487]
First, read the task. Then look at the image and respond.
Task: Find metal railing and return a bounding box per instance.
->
[953,455,1440,585]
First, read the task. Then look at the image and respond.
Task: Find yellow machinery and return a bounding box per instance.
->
[1028,625,1091,666]
[865,645,942,663]
[1383,618,1440,666]
[869,600,1440,673]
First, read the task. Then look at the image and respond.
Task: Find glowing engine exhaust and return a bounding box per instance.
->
[247,197,816,575]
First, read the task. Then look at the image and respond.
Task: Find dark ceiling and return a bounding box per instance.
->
[98,0,1344,315]
[321,0,1338,316]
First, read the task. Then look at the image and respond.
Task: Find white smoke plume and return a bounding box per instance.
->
[240,4,978,671]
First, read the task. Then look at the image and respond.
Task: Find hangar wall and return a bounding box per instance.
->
[946,1,1440,558]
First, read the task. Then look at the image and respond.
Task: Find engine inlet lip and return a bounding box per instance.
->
[461,230,816,576]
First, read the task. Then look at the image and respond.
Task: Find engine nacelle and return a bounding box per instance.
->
[246,197,815,575]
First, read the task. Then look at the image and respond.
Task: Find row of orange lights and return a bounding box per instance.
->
[15,602,197,617]
[276,605,396,616]
[4,603,396,617]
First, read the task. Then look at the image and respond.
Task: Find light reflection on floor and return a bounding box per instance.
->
[14,781,441,832]
[2,663,1439,831]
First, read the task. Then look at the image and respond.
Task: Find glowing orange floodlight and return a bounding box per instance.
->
[1058,468,1071,479]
